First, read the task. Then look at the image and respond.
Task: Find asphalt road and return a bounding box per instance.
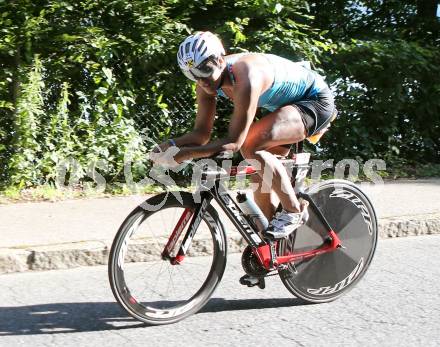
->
[1,235,440,346]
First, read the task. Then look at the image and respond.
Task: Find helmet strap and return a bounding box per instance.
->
[216,69,226,89]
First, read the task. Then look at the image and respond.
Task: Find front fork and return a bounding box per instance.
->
[161,207,193,264]
[161,194,212,265]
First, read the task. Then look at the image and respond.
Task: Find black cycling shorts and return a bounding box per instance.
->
[291,87,336,137]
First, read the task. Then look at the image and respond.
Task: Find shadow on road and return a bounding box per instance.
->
[0,297,305,335]
[202,297,307,313]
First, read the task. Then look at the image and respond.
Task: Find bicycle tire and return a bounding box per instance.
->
[108,191,227,325]
[279,179,378,303]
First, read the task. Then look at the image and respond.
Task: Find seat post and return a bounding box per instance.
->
[296,141,304,154]
[288,141,304,158]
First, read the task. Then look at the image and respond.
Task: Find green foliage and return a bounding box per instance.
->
[40,81,74,182]
[8,56,44,188]
[194,0,333,56]
[1,0,332,190]
[312,0,440,166]
[0,0,439,193]
[322,39,440,164]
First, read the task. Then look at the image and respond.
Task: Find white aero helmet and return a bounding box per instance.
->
[177,31,226,81]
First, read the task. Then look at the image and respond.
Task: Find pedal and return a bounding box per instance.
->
[239,274,265,289]
[257,277,266,289]
[277,264,288,271]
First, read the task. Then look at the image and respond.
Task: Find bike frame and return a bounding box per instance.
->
[162,143,342,271]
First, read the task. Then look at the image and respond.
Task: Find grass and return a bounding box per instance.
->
[0,184,101,203]
[0,177,252,204]
[0,183,158,204]
[391,163,440,179]
[0,180,202,204]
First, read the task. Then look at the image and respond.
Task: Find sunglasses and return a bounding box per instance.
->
[182,57,217,82]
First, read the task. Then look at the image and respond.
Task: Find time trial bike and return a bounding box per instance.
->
[108,141,378,325]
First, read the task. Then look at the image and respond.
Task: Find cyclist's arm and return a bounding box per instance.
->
[175,61,261,162]
[172,86,216,146]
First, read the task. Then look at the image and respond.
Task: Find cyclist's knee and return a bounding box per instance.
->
[240,143,265,160]
[239,144,254,159]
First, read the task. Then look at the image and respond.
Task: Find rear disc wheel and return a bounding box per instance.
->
[279,179,378,303]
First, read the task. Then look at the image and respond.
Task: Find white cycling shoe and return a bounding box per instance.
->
[264,200,309,240]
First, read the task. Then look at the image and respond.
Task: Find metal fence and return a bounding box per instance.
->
[136,84,234,145]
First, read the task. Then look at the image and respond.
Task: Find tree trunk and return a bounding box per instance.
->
[416,0,439,20]
[416,0,439,41]
[12,46,21,143]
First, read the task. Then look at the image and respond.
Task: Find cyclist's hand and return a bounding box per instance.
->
[151,141,171,154]
[148,146,180,168]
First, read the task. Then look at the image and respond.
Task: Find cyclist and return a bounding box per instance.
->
[151,31,336,239]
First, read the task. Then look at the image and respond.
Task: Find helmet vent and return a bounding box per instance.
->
[191,38,199,52]
[177,31,225,78]
[198,39,206,52]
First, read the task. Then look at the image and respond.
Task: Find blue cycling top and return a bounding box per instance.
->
[216,53,328,112]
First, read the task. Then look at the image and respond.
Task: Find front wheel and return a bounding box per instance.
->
[108,191,227,325]
[279,179,378,303]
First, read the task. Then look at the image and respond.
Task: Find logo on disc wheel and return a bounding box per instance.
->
[330,189,373,235]
[307,258,364,296]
